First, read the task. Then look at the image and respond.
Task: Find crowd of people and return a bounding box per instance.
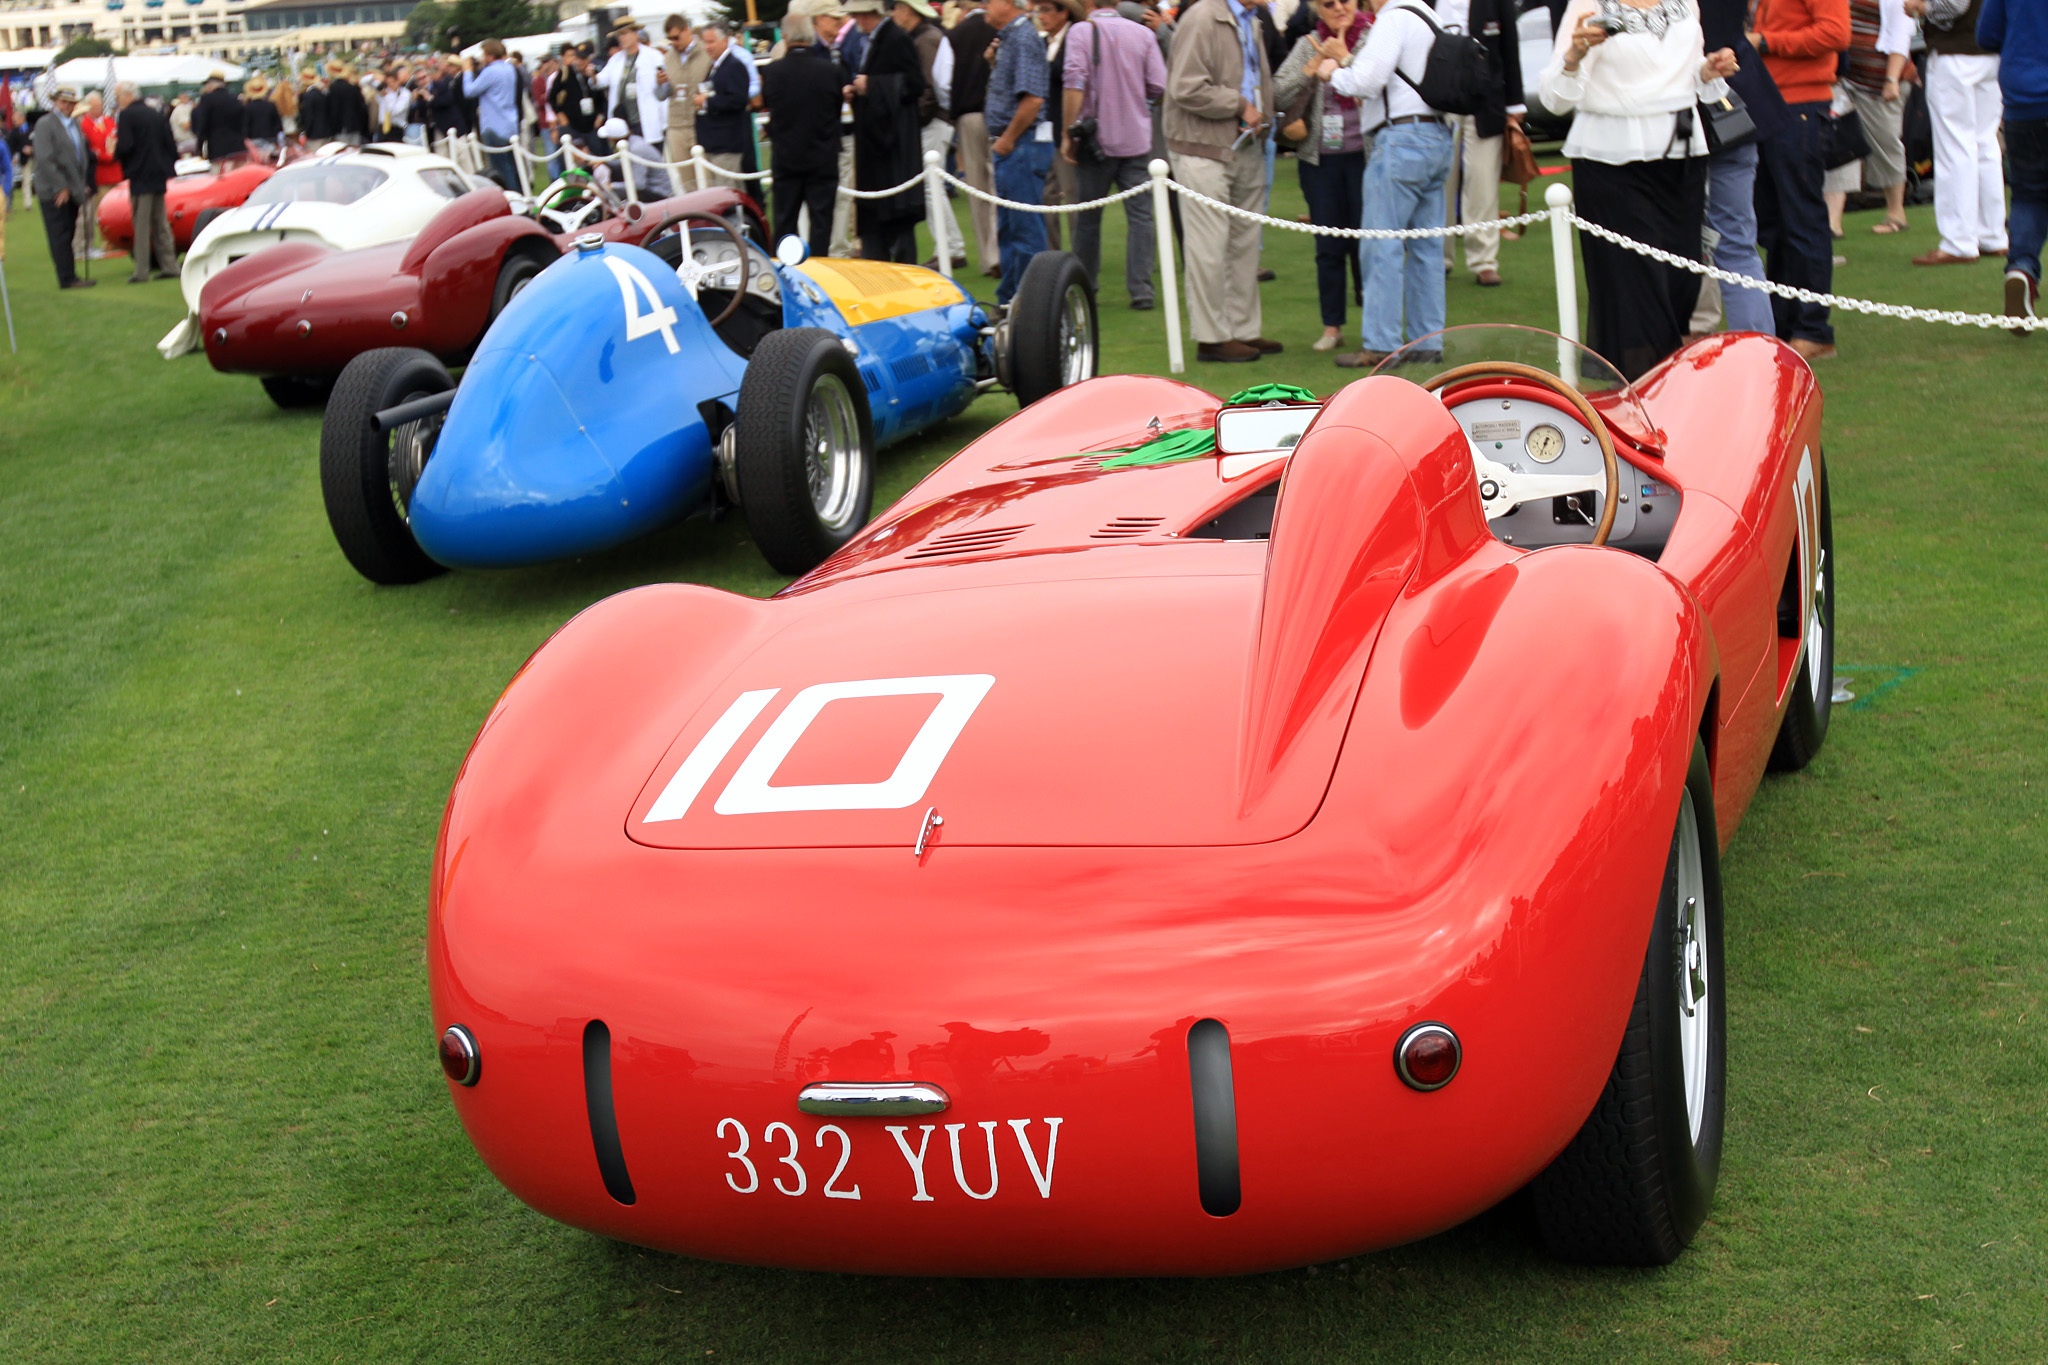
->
[4,0,2046,371]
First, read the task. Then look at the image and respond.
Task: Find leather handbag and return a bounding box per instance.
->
[1502,117,1540,217]
[1824,106,1872,169]
[1066,20,1107,166]
[1276,82,1317,149]
[1699,88,1757,153]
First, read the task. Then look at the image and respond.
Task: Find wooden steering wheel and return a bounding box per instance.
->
[1421,361,1622,547]
[645,210,752,328]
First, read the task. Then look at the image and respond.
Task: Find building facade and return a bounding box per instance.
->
[0,0,426,60]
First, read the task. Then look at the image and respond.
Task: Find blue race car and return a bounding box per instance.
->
[317,211,1099,582]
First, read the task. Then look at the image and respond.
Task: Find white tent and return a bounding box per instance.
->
[459,32,580,63]
[49,54,246,92]
[0,48,58,73]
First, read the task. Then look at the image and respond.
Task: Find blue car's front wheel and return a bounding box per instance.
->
[320,347,453,585]
[732,328,876,577]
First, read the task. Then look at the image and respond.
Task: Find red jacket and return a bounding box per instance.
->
[1752,0,1852,105]
[84,114,121,187]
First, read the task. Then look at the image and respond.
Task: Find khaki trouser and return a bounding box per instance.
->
[832,131,856,257]
[954,111,999,271]
[1444,115,1504,274]
[130,192,176,280]
[703,149,745,187]
[1170,144,1265,346]
[1042,144,1076,251]
[666,121,698,190]
[73,185,105,263]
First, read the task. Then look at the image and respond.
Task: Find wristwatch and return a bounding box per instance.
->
[1754,34,1769,56]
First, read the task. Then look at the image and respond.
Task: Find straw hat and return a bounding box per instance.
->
[896,0,938,16]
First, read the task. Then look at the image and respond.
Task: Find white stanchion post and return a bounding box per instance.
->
[1149,159,1184,375]
[1545,181,1580,386]
[924,150,953,281]
[691,144,708,193]
[513,140,533,198]
[623,147,640,204]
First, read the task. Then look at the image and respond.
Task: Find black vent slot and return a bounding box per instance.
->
[1090,516,1166,540]
[583,1020,637,1206]
[906,524,1030,560]
[1187,1019,1241,1216]
[890,353,934,383]
[860,367,883,393]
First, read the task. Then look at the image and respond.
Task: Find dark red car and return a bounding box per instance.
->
[184,175,763,407]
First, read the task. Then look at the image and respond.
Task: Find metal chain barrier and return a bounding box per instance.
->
[1565,209,2046,333]
[1172,178,1553,239]
[467,137,2041,363]
[936,167,1153,215]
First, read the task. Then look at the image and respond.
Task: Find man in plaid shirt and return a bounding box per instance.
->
[984,0,1055,303]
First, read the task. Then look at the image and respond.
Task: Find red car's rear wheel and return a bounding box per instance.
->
[1529,737,1725,1264]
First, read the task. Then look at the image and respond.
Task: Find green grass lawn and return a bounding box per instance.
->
[2,172,2044,1364]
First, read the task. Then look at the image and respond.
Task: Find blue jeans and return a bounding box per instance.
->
[2006,117,2048,282]
[993,137,1053,304]
[1359,121,1454,354]
[1706,142,1774,335]
[480,129,519,191]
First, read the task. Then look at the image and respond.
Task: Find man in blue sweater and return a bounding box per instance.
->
[1980,0,2048,331]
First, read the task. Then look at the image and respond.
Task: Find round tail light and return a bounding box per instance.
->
[439,1024,481,1087]
[1394,1022,1461,1091]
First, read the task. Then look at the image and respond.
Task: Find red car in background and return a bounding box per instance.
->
[98,161,277,256]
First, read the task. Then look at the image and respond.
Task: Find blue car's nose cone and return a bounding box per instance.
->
[408,240,749,571]
[408,351,633,569]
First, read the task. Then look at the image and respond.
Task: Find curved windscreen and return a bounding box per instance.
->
[245,161,389,207]
[1373,325,1662,453]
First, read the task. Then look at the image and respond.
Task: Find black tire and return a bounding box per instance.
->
[319,347,454,585]
[259,374,336,409]
[1007,250,1097,409]
[488,249,549,322]
[1768,461,1834,771]
[1530,739,1726,1265]
[731,327,875,576]
[191,206,228,239]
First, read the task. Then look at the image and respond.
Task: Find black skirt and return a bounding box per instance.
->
[1571,155,1708,382]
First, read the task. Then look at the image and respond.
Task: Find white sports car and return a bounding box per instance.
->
[159,143,494,359]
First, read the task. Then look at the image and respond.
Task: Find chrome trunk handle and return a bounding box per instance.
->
[796,1082,951,1117]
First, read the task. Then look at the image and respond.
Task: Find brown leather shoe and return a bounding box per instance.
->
[1334,349,1393,369]
[1198,340,1262,363]
[1238,337,1284,354]
[1788,338,1838,361]
[1913,248,1979,266]
[1474,268,1503,287]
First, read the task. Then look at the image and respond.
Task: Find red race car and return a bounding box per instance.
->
[97,159,278,257]
[186,169,763,408]
[427,326,1833,1275]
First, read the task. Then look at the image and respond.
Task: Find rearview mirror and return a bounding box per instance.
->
[775,235,810,267]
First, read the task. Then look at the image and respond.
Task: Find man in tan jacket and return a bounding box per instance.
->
[1164,0,1280,362]
[663,13,715,171]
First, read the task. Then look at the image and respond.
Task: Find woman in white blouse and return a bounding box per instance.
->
[1539,0,1738,379]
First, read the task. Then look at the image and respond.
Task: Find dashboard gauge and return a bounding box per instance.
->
[1525,423,1566,464]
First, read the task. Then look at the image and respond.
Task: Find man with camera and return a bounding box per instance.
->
[1063,0,1166,309]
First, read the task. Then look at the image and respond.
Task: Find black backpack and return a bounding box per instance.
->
[1388,0,1495,118]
